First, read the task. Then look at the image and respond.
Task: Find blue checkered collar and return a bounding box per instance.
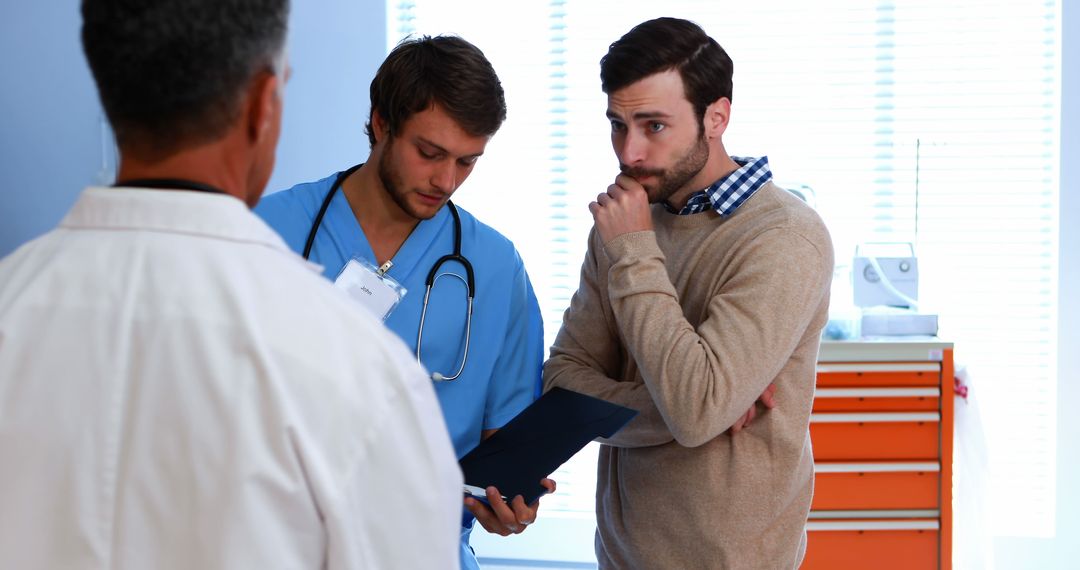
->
[666,156,772,216]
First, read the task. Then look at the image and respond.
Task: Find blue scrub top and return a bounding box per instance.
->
[256,169,543,454]
[255,170,544,569]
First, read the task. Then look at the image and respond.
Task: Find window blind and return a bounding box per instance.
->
[389,0,1060,553]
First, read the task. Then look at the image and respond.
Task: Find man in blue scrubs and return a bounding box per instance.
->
[255,35,551,569]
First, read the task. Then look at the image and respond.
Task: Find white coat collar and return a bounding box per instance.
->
[60,187,325,274]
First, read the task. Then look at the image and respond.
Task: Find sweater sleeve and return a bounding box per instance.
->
[602,226,832,448]
[543,229,674,448]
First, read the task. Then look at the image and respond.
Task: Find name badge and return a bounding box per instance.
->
[333,257,407,321]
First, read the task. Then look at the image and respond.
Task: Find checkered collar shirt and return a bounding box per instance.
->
[666,155,772,216]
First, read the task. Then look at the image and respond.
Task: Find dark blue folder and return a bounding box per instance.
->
[459,387,638,505]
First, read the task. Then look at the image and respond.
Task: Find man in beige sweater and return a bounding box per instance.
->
[543,17,834,569]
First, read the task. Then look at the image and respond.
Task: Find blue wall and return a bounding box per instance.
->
[0,1,101,256]
[0,0,387,256]
[266,0,387,196]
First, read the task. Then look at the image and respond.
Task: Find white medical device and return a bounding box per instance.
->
[853,243,919,308]
[852,242,938,336]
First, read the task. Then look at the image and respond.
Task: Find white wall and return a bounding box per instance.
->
[0,0,387,256]
[994,2,1080,568]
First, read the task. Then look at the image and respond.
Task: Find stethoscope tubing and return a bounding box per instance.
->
[303,165,474,382]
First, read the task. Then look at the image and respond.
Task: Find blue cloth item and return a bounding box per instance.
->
[256,170,544,570]
[669,155,773,216]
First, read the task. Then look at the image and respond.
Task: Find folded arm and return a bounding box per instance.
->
[602,227,831,447]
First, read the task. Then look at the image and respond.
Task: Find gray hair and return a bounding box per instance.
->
[81,0,290,156]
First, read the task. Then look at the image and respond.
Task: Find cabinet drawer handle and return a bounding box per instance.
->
[816,388,940,398]
[807,520,940,531]
[810,509,939,519]
[817,363,940,373]
[811,412,940,423]
[815,462,939,473]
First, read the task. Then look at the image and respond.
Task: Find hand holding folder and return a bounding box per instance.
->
[459,387,638,505]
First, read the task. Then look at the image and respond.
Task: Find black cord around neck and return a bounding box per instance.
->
[113,178,228,195]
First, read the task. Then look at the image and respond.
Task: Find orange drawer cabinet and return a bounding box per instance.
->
[803,339,954,570]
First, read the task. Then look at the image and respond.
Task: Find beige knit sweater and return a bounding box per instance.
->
[543,182,833,569]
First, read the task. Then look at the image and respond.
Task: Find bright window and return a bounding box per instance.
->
[389,0,1061,563]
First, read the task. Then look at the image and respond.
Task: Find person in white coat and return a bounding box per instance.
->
[0,1,463,568]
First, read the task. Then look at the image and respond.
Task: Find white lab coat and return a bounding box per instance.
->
[0,187,462,570]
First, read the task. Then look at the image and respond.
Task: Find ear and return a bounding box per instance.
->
[370,108,391,144]
[703,97,731,141]
[245,71,281,145]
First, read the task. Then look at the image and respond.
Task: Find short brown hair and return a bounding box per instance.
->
[600,17,733,122]
[365,35,506,147]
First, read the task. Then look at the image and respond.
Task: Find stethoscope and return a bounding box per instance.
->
[303,165,474,382]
